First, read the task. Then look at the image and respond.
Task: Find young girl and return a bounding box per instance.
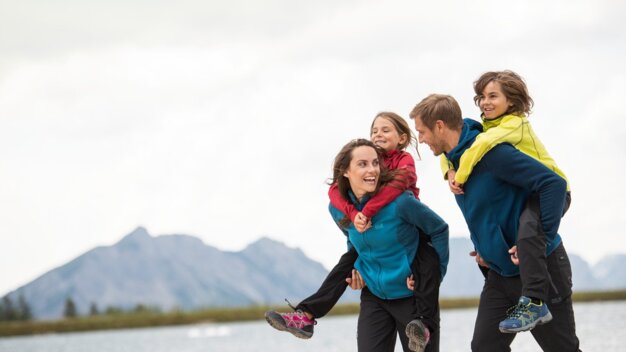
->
[265,112,445,352]
[441,70,571,333]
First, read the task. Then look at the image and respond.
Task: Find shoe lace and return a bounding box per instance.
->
[506,302,528,319]
[285,298,297,311]
[283,298,317,325]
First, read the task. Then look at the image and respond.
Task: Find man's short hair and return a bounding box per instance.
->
[409,94,463,131]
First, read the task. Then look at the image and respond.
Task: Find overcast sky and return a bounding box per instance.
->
[1,0,625,296]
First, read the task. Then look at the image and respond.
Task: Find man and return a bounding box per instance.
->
[408,94,580,351]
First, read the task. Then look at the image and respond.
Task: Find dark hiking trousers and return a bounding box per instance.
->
[471,243,581,352]
[297,234,441,351]
[518,192,571,302]
[358,287,418,352]
[411,233,441,352]
[296,248,358,318]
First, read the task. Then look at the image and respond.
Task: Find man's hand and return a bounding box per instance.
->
[406,274,415,291]
[509,246,519,265]
[447,170,464,195]
[469,250,489,268]
[346,269,367,290]
[354,212,372,233]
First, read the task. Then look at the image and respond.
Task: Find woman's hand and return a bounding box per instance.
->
[447,170,464,195]
[346,269,367,290]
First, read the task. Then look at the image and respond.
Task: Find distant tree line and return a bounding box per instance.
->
[0,295,32,321]
[2,295,162,321]
[64,297,162,319]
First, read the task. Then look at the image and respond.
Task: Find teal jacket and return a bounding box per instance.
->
[445,119,567,276]
[329,191,449,300]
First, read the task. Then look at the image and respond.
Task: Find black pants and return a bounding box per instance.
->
[471,243,581,352]
[297,234,440,351]
[357,288,417,352]
[518,192,571,302]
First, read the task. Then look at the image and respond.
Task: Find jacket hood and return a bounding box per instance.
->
[445,118,482,166]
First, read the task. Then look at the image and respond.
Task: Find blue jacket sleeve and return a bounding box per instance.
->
[396,195,449,280]
[329,203,354,251]
[481,144,567,242]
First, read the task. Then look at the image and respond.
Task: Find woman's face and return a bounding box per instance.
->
[343,146,380,200]
[479,81,511,120]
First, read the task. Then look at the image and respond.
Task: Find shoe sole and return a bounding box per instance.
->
[264,311,313,339]
[405,320,428,352]
[499,311,553,333]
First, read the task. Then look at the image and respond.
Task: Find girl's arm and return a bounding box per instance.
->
[328,183,359,222]
[455,115,524,185]
[360,153,416,219]
[397,196,449,280]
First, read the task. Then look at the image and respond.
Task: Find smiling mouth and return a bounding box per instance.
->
[364,176,377,184]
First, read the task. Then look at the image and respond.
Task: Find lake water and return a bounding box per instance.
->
[1,301,624,351]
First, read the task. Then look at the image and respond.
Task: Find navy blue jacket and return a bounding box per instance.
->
[329,191,449,300]
[445,119,567,277]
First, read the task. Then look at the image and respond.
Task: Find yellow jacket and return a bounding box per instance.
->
[440,114,570,191]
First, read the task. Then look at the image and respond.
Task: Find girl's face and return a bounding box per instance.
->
[343,146,380,200]
[370,117,407,152]
[479,81,511,120]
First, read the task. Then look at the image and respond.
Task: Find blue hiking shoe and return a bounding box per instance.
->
[499,296,553,333]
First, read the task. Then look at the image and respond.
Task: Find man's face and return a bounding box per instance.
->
[413,116,446,156]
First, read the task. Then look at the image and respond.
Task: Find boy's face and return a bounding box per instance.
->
[413,116,446,156]
[479,81,510,119]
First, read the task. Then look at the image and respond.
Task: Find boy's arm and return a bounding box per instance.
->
[360,153,416,219]
[328,183,359,222]
[455,116,524,184]
[397,197,449,280]
[439,154,453,180]
[484,145,567,242]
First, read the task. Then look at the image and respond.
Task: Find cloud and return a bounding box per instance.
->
[0,0,625,295]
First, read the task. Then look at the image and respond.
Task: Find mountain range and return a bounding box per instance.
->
[3,227,625,320]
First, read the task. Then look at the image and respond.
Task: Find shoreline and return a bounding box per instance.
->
[1,290,624,338]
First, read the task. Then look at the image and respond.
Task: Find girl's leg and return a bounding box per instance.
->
[411,233,441,339]
[296,248,358,318]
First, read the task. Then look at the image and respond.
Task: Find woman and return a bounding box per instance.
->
[329,139,449,352]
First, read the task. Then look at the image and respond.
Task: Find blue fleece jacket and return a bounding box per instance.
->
[445,119,567,277]
[329,191,449,300]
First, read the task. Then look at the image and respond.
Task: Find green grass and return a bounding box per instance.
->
[1,290,624,337]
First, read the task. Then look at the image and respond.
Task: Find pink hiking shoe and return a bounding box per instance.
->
[406,319,430,352]
[264,309,316,339]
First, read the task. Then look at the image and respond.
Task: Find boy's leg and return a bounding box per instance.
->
[518,191,570,302]
[517,193,549,302]
[411,234,441,340]
[358,288,398,352]
[529,243,581,352]
[296,248,358,318]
